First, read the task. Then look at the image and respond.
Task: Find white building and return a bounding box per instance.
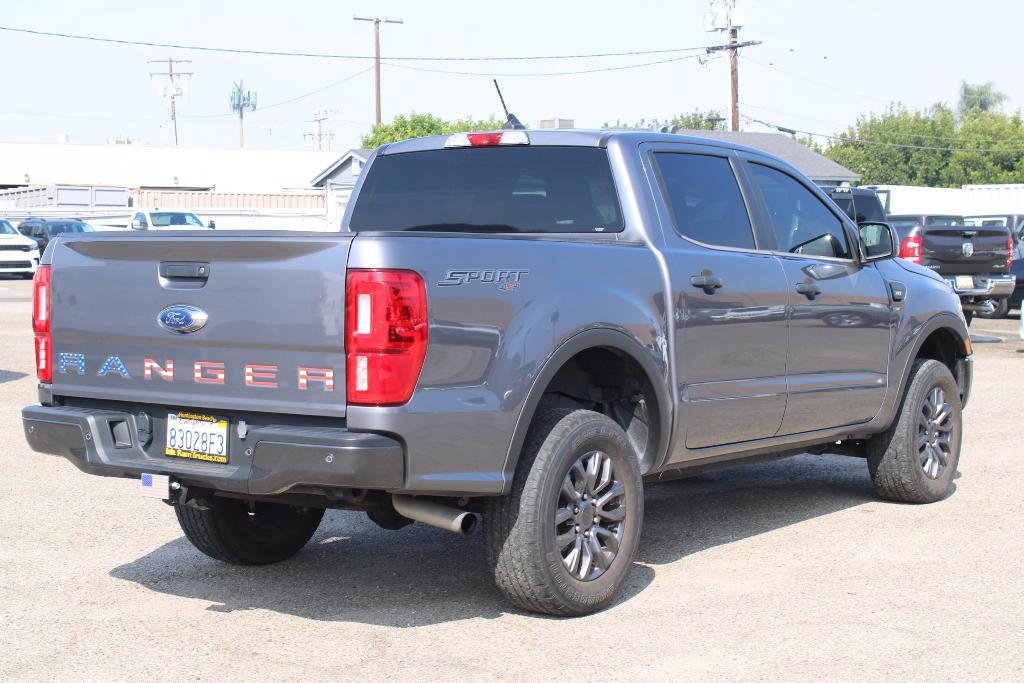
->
[0,141,339,193]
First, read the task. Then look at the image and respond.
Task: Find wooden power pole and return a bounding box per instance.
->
[704,2,760,132]
[353,15,403,126]
[148,58,193,145]
[729,4,739,132]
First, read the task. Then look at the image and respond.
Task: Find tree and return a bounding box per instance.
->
[958,81,1008,117]
[824,104,958,186]
[941,109,1024,186]
[361,112,506,148]
[604,109,727,132]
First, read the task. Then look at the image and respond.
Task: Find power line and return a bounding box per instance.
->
[382,53,721,77]
[744,116,1024,153]
[0,24,711,62]
[181,67,373,119]
[739,102,990,145]
[739,55,889,104]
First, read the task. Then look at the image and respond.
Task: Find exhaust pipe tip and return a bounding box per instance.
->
[391,495,478,535]
[458,512,478,535]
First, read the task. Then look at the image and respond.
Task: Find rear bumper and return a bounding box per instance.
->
[945,274,1015,298]
[22,404,404,496]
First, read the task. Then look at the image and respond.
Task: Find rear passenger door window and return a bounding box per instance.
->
[654,153,756,250]
[748,163,852,259]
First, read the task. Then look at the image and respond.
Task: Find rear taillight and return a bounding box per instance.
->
[32,265,52,383]
[899,235,923,265]
[1007,235,1014,270]
[345,269,428,406]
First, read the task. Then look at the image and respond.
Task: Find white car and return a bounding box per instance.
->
[0,218,40,279]
[130,210,215,230]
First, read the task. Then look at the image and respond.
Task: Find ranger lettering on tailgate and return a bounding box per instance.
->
[55,353,336,390]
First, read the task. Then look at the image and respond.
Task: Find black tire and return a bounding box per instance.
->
[977,298,1009,319]
[175,497,325,565]
[483,407,644,616]
[867,359,962,503]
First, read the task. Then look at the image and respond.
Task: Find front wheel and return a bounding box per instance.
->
[483,407,644,616]
[867,359,962,503]
[175,496,325,565]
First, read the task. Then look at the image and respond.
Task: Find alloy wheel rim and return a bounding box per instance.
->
[554,450,626,581]
[918,386,954,479]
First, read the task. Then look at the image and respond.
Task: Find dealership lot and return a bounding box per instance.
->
[1,274,1022,680]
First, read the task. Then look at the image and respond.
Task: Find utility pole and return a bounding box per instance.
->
[229,80,257,148]
[353,15,403,126]
[304,109,337,151]
[703,2,759,132]
[728,2,739,133]
[149,58,193,145]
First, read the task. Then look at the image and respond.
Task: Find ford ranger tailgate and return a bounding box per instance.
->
[47,232,352,417]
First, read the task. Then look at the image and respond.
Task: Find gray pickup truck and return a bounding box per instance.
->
[22,130,972,616]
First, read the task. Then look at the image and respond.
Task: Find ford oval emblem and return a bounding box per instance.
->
[158,304,208,334]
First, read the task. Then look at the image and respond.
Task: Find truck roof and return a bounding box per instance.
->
[378,129,787,159]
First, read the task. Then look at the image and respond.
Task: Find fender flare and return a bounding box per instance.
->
[498,327,673,494]
[887,312,970,419]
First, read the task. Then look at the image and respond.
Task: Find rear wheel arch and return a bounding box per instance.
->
[501,328,671,494]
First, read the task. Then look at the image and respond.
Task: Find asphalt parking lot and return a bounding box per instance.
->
[1,274,1022,681]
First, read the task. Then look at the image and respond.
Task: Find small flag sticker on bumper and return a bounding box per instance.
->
[139,473,170,499]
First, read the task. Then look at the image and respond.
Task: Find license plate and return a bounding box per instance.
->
[139,473,170,499]
[955,275,974,289]
[165,411,229,464]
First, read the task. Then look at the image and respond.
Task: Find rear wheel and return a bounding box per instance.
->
[977,298,1009,319]
[175,496,324,565]
[867,359,962,503]
[483,407,643,616]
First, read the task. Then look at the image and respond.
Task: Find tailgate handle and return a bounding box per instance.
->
[160,262,210,280]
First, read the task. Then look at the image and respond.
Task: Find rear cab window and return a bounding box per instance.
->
[924,216,966,227]
[653,152,756,250]
[349,146,623,233]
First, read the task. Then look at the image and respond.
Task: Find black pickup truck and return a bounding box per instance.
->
[887,214,1014,323]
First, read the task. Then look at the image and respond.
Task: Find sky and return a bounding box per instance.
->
[0,0,1020,152]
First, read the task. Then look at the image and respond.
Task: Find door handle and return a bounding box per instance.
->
[160,261,211,280]
[795,282,822,298]
[690,274,723,291]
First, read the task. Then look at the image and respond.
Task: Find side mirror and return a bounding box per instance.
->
[207,220,216,229]
[131,219,144,229]
[858,221,897,262]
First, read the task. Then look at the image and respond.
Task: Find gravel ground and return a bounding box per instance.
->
[1,274,1022,681]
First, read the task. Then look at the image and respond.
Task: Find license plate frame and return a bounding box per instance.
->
[955,275,975,290]
[164,411,230,464]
